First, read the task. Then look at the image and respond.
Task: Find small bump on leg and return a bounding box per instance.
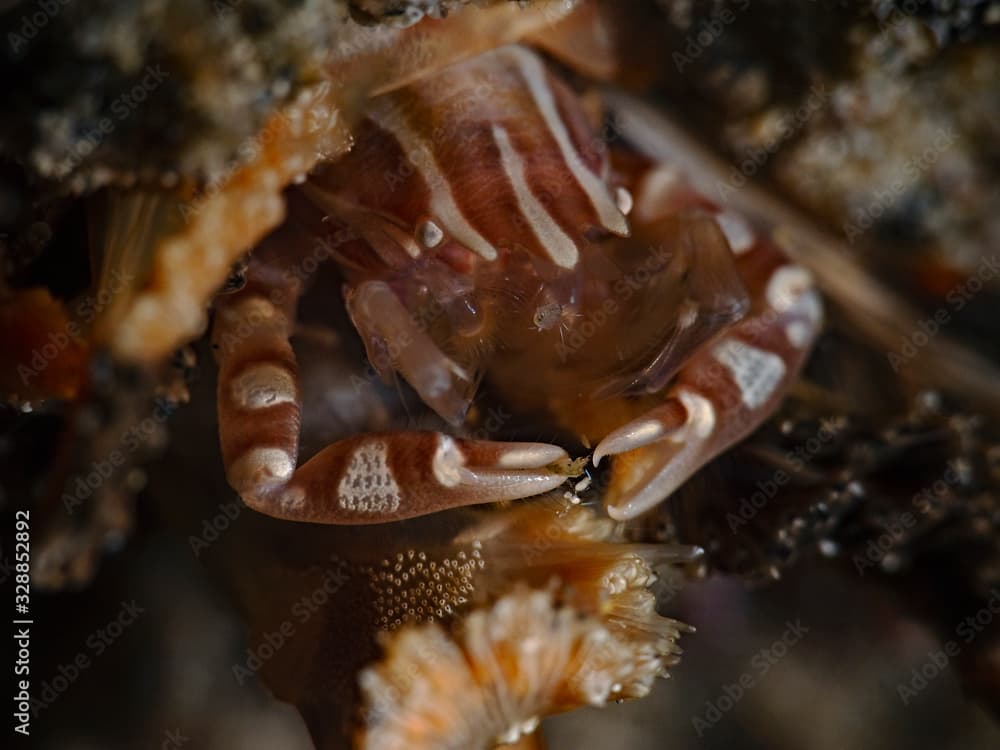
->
[230,363,297,409]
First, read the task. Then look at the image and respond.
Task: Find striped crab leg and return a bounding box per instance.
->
[210,248,575,525]
[594,225,823,521]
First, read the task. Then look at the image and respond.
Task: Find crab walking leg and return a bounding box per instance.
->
[211,261,574,525]
[345,280,475,427]
[594,235,823,521]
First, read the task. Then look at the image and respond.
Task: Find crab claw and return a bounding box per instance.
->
[594,242,823,522]
[213,256,579,526]
[595,390,718,521]
[284,434,578,524]
[592,401,688,467]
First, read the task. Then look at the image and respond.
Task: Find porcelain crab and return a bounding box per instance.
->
[206,6,823,526]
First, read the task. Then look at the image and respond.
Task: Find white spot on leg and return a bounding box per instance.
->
[615,186,634,216]
[785,320,812,348]
[220,296,279,325]
[495,443,567,468]
[229,447,295,493]
[712,339,787,409]
[674,388,716,440]
[230,363,296,409]
[279,486,306,513]
[338,440,402,513]
[767,266,816,314]
[432,434,467,487]
[417,219,444,249]
[766,266,823,345]
[716,212,755,255]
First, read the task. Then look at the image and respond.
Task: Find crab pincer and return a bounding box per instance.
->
[212,250,577,525]
[594,234,824,521]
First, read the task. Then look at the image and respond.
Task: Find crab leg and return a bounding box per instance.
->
[345,279,476,427]
[211,252,573,525]
[594,231,823,521]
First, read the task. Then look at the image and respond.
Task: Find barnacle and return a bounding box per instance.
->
[3,1,1000,748]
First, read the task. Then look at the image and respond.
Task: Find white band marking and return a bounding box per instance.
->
[492,124,579,268]
[368,103,498,262]
[338,440,402,514]
[503,46,628,237]
[713,339,787,409]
